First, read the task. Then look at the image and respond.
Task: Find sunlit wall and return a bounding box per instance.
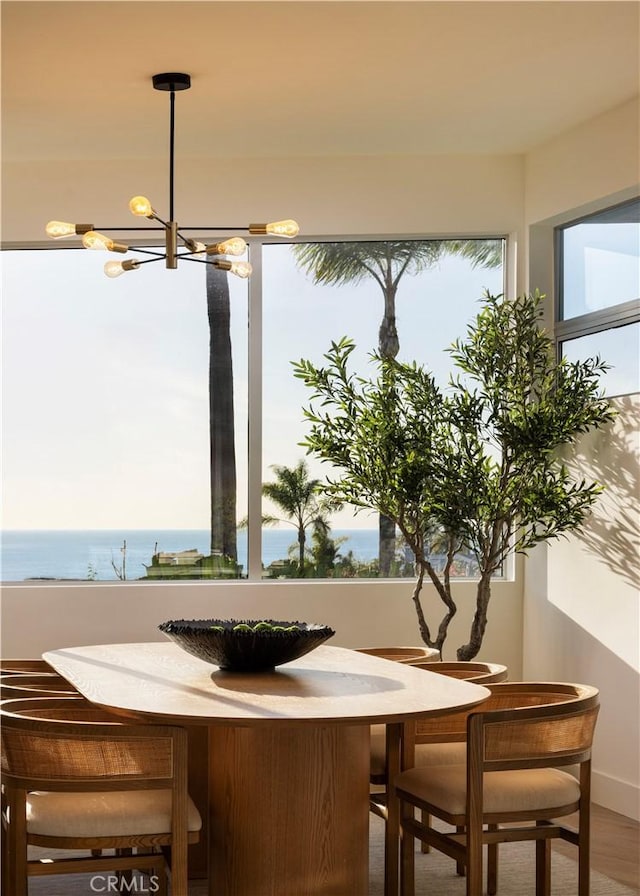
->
[524,98,640,819]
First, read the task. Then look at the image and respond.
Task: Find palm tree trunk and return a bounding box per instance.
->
[298,527,305,576]
[206,264,237,562]
[378,515,396,577]
[378,279,399,576]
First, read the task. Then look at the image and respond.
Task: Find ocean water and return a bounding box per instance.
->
[0,529,380,583]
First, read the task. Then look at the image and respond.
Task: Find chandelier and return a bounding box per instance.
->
[45,73,299,279]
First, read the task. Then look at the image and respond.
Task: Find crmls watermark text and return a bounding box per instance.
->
[90,874,161,893]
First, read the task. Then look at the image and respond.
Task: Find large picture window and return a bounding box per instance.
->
[1,237,504,583]
[2,248,249,582]
[261,239,505,579]
[555,198,640,397]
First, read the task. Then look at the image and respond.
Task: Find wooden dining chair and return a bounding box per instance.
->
[0,696,202,896]
[356,645,440,664]
[370,662,508,797]
[368,661,504,894]
[410,661,509,680]
[394,682,600,896]
[0,667,79,892]
[390,662,509,861]
[0,672,80,699]
[0,659,58,675]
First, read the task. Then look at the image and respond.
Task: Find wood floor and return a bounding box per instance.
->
[552,803,639,891]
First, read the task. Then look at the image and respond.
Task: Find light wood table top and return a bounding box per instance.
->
[44,642,490,725]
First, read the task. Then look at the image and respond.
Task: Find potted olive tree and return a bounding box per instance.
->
[292,291,615,660]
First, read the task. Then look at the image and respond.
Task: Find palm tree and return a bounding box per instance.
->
[262,460,333,576]
[292,238,502,575]
[309,518,348,577]
[206,264,237,565]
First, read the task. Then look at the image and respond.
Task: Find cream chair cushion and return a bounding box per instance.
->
[26,790,202,838]
[370,724,466,777]
[395,765,581,816]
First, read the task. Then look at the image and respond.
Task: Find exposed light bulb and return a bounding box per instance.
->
[267,220,299,238]
[46,221,75,238]
[104,261,125,279]
[83,231,129,253]
[129,196,155,217]
[184,239,207,255]
[46,221,93,239]
[230,261,252,279]
[83,231,110,250]
[212,259,253,279]
[249,220,299,238]
[218,236,247,256]
[205,237,247,257]
[104,259,140,278]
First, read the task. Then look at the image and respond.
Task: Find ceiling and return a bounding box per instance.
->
[2,1,639,162]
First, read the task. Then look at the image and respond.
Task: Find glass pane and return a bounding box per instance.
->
[561,199,640,320]
[262,239,504,579]
[561,323,640,397]
[1,248,248,582]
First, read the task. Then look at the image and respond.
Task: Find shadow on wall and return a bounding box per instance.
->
[564,394,639,592]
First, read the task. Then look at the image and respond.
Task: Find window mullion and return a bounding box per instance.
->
[247,239,264,581]
[556,298,640,341]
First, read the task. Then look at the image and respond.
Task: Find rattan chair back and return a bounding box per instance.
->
[0,659,56,675]
[410,660,508,681]
[356,646,440,663]
[0,673,79,699]
[410,663,508,742]
[468,681,599,767]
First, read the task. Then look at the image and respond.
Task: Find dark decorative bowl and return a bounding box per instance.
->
[158,618,335,672]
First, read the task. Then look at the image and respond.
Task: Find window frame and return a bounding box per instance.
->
[1,232,510,584]
[256,232,508,582]
[554,198,640,393]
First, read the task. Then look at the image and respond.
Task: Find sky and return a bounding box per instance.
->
[2,243,502,530]
[5,235,634,531]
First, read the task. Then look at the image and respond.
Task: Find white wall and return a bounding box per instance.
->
[524,98,639,226]
[523,399,640,819]
[2,153,524,242]
[524,97,640,819]
[0,578,523,675]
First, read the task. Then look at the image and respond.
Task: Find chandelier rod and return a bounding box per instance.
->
[169,86,176,222]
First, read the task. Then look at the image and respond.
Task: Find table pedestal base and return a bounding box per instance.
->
[208,724,370,896]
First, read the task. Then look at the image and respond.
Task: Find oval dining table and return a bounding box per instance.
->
[44,642,489,896]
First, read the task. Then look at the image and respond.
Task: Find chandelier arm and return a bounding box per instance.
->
[91,227,166,233]
[176,228,199,247]
[127,248,167,258]
[132,256,168,267]
[180,226,250,232]
[178,256,244,269]
[149,213,171,228]
[177,248,204,259]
